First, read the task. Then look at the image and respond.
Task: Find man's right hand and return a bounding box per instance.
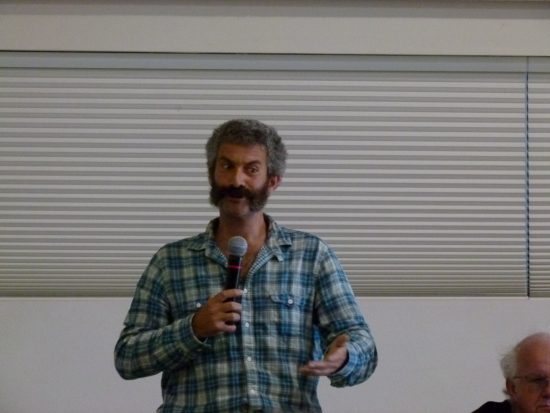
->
[191,289,243,339]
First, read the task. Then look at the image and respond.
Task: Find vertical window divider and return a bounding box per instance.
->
[525,58,531,296]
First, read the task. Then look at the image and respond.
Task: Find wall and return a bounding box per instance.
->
[2,297,550,413]
[1,0,550,55]
[1,1,550,412]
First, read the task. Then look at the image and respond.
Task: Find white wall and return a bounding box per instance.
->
[2,1,550,412]
[1,0,550,55]
[2,297,550,413]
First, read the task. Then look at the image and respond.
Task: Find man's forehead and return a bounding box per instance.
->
[517,339,550,371]
[217,143,267,161]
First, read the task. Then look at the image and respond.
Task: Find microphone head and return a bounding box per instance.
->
[228,236,248,257]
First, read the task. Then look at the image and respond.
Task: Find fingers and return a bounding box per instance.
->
[299,334,350,377]
[221,310,241,324]
[217,288,243,302]
[299,354,347,376]
[207,311,241,334]
[191,289,243,339]
[299,361,336,376]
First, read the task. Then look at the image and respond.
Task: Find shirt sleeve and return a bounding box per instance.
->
[114,251,211,380]
[314,243,378,387]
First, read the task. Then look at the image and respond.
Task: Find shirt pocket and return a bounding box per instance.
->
[266,293,307,337]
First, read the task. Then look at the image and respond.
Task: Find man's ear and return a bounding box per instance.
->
[268,176,282,193]
[506,378,517,399]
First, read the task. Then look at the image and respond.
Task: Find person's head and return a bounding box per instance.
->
[501,332,550,413]
[205,119,287,214]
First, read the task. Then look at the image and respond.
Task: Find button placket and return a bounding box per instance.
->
[240,286,260,405]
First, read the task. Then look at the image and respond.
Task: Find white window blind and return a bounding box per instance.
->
[0,52,543,297]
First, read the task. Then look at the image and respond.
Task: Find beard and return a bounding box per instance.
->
[209,181,270,213]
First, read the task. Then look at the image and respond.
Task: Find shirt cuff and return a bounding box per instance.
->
[328,341,356,387]
[176,313,212,354]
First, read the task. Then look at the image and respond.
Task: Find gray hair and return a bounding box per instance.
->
[500,332,550,380]
[205,119,287,183]
[500,346,518,381]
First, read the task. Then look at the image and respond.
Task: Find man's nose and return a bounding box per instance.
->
[230,168,246,186]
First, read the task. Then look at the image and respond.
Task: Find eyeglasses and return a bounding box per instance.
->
[514,375,550,391]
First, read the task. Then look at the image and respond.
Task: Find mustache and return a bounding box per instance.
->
[217,185,254,199]
[209,182,270,212]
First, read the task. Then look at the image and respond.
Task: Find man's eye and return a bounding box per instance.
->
[525,376,549,386]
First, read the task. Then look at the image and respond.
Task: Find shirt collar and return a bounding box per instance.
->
[187,214,292,262]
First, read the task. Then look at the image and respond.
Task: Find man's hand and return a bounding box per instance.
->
[299,334,350,376]
[191,289,243,339]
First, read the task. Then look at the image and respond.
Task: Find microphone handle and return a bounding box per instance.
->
[225,254,243,290]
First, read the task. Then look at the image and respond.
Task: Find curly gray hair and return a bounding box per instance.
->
[205,119,287,183]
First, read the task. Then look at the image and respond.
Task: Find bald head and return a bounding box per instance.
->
[502,332,550,413]
[515,333,550,376]
[501,333,550,380]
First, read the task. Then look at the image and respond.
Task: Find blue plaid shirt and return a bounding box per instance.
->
[115,216,377,413]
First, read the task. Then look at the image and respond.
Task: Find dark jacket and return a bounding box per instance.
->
[472,400,512,413]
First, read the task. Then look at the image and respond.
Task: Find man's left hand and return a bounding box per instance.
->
[299,334,349,376]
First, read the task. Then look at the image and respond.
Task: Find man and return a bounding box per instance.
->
[114,119,377,412]
[472,332,550,413]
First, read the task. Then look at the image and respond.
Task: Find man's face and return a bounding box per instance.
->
[210,143,280,218]
[507,338,550,413]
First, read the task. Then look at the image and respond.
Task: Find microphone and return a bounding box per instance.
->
[225,236,248,290]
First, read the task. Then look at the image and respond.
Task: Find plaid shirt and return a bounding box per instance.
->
[115,216,377,413]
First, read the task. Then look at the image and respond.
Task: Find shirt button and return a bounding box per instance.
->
[287,298,294,305]
[250,388,257,395]
[243,288,248,294]
[195,302,202,308]
[246,356,252,362]
[244,322,250,328]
